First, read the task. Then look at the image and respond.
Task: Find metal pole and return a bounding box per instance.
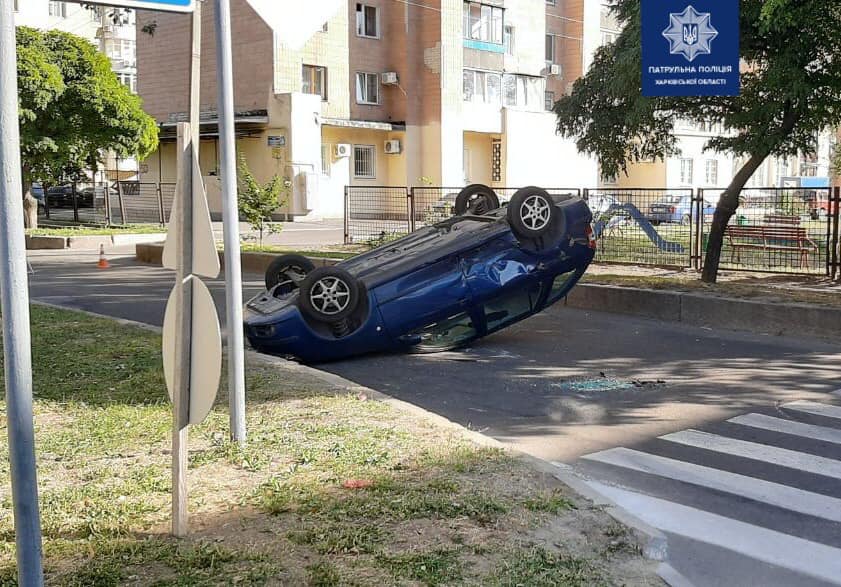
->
[172,123,193,537]
[0,1,44,584]
[214,0,246,444]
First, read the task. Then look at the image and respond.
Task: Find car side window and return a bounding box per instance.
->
[547,270,576,304]
[412,312,477,349]
[484,283,542,331]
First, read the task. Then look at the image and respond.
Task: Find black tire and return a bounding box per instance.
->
[506,186,560,240]
[265,254,316,291]
[299,266,362,323]
[453,184,500,216]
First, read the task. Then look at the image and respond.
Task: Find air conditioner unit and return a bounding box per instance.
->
[334,143,351,158]
[381,72,399,85]
[549,64,562,76]
[384,139,401,154]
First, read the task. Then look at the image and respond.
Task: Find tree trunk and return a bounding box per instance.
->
[20,164,38,229]
[701,153,768,282]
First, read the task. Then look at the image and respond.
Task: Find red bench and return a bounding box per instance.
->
[725,224,818,268]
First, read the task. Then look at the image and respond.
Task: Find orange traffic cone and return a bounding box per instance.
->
[97,244,110,269]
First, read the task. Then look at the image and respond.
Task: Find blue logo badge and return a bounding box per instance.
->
[662,5,718,62]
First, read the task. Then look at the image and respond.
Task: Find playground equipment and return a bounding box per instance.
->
[592,203,685,253]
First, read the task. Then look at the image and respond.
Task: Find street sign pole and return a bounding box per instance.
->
[0,0,45,584]
[214,0,247,444]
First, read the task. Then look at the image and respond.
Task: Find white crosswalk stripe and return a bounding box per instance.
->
[783,401,841,421]
[730,413,841,445]
[583,447,841,523]
[661,429,841,479]
[575,400,841,586]
[588,482,841,586]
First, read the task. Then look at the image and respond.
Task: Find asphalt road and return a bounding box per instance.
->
[27,249,841,586]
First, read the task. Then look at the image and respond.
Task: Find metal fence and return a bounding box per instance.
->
[37,181,176,227]
[344,186,582,246]
[698,187,836,275]
[345,184,841,277]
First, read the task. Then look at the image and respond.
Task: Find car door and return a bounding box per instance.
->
[375,254,472,339]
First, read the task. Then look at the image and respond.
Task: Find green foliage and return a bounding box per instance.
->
[16,27,158,188]
[555,1,841,281]
[556,1,841,177]
[237,156,289,246]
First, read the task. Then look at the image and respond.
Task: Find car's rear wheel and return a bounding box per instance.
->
[299,266,362,324]
[454,184,500,216]
[265,254,316,293]
[507,186,559,240]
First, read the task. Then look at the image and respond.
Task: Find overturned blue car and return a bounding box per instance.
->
[244,184,596,363]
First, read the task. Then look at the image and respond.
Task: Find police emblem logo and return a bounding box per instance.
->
[663,5,718,62]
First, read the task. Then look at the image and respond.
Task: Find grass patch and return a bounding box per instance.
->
[0,305,656,584]
[378,548,463,586]
[492,546,601,587]
[28,225,166,236]
[523,490,577,514]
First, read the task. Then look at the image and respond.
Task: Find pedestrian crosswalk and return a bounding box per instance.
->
[572,399,841,587]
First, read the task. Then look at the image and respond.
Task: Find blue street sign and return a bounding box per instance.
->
[75,0,194,12]
[642,1,739,97]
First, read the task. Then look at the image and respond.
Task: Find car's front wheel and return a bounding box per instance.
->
[298,266,363,324]
[454,184,500,216]
[265,254,316,293]
[507,186,560,240]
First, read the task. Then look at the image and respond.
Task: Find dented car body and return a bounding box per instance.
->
[244,188,595,363]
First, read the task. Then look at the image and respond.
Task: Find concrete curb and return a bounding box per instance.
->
[27,233,166,250]
[135,243,343,275]
[567,283,841,341]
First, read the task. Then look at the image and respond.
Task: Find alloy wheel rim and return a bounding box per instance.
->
[309,276,351,315]
[520,195,551,230]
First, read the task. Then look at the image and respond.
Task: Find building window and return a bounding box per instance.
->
[503,25,514,55]
[601,170,618,185]
[117,72,137,94]
[353,145,375,179]
[545,34,555,63]
[463,69,502,105]
[302,65,327,101]
[321,145,331,176]
[601,30,618,45]
[544,91,555,111]
[463,2,504,44]
[704,159,718,186]
[48,1,67,17]
[680,158,694,185]
[502,74,543,108]
[355,72,379,104]
[355,4,379,38]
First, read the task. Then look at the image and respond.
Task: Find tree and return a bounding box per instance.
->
[554,0,841,282]
[237,157,289,247]
[16,27,159,226]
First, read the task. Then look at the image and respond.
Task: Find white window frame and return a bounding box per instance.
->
[679,158,694,185]
[355,72,380,105]
[463,69,502,105]
[704,159,718,186]
[353,145,376,179]
[355,3,380,39]
[320,144,331,176]
[503,25,514,55]
[48,1,67,17]
[302,64,328,101]
[463,1,504,45]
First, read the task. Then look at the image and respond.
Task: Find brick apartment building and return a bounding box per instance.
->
[136,0,608,219]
